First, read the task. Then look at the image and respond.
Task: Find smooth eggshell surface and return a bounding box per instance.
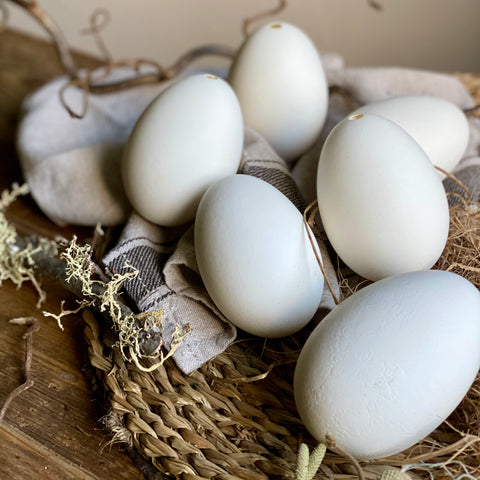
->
[317,113,449,281]
[352,95,469,176]
[294,270,480,460]
[194,174,324,337]
[122,74,243,226]
[229,22,328,162]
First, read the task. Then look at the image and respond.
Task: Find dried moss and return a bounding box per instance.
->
[0,183,187,370]
[58,236,189,370]
[0,183,57,307]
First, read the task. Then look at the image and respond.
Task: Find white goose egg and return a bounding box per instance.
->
[294,270,480,460]
[317,113,449,281]
[229,22,328,162]
[122,74,243,227]
[352,95,469,176]
[195,174,324,338]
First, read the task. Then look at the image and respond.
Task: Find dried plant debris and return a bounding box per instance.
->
[48,235,189,370]
[335,188,480,479]
[0,183,57,307]
[0,183,187,370]
[435,196,480,291]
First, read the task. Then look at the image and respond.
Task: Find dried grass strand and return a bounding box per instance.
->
[325,434,365,480]
[303,200,340,305]
[435,165,472,200]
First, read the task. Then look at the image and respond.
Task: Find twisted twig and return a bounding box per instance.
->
[242,0,287,37]
[8,0,78,78]
[6,0,237,118]
[0,317,39,425]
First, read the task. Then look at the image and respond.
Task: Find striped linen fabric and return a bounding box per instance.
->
[103,128,339,374]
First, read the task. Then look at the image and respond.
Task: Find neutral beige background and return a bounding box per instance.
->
[5,0,480,73]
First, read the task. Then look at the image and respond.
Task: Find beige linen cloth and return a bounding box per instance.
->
[292,67,480,205]
[16,58,480,373]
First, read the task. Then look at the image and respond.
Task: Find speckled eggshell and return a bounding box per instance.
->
[194,174,324,338]
[229,22,328,162]
[122,74,243,227]
[294,270,480,460]
[352,95,470,176]
[316,113,449,281]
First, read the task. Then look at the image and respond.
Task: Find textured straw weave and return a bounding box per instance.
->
[83,75,480,480]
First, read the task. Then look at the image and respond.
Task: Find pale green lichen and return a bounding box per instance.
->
[0,183,187,370]
[0,183,57,307]
[295,443,326,480]
[294,441,415,480]
[58,235,139,350]
[0,182,30,210]
[61,236,96,297]
[57,235,188,369]
[43,299,91,331]
[379,469,412,480]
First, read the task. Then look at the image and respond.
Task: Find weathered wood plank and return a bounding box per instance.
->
[0,273,143,479]
[0,423,97,480]
[0,28,100,142]
[0,28,144,480]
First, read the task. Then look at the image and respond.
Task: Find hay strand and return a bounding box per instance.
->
[303,199,340,305]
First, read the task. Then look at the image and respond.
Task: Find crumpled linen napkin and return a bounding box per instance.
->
[292,66,480,206]
[103,127,339,373]
[16,69,175,226]
[15,54,343,227]
[15,56,480,374]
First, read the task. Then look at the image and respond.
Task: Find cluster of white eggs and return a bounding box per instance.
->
[121,21,480,461]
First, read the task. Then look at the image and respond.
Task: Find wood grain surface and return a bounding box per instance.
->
[0,29,144,480]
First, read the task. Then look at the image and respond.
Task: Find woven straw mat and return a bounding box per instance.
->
[83,73,480,480]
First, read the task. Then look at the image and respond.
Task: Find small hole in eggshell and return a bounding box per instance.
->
[271,23,282,29]
[349,114,364,120]
[205,74,218,80]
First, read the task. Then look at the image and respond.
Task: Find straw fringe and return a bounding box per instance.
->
[83,74,480,479]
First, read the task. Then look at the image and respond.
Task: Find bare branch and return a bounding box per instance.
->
[163,44,237,80]
[242,0,287,37]
[367,0,383,11]
[59,77,89,119]
[68,45,236,98]
[6,0,237,118]
[8,0,78,78]
[80,8,112,63]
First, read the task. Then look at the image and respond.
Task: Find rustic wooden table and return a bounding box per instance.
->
[0,29,144,479]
